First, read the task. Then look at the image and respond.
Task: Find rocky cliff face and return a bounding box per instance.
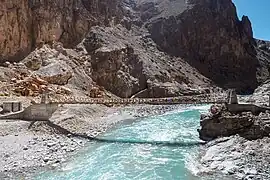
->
[0,0,121,63]
[1,0,270,97]
[256,40,270,83]
[81,25,212,97]
[128,0,260,93]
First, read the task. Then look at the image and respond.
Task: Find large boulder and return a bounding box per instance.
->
[35,61,72,85]
[83,26,146,98]
[198,105,270,141]
[22,45,62,70]
[199,112,254,141]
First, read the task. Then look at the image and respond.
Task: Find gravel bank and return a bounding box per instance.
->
[0,120,87,179]
[192,136,270,180]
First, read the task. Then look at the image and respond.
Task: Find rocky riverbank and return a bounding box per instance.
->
[196,135,270,179]
[0,102,182,179]
[198,101,270,179]
[0,120,87,180]
[198,104,270,141]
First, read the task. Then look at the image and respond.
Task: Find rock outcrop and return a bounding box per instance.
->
[0,44,114,98]
[197,136,270,179]
[199,104,270,141]
[35,61,73,86]
[82,25,214,98]
[256,40,270,83]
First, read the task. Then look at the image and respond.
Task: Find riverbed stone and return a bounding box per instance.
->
[43,156,50,163]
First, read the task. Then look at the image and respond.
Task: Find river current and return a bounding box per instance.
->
[36,105,212,180]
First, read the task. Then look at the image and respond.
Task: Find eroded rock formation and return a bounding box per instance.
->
[82,25,213,97]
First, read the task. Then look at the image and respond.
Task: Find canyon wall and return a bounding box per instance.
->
[1,0,269,96]
[0,0,121,63]
[132,0,259,93]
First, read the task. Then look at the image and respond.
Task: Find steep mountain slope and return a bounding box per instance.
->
[0,0,269,97]
[125,0,260,93]
[256,40,270,83]
[81,25,213,97]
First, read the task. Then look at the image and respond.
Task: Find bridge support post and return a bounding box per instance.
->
[2,101,22,113]
[41,93,48,104]
[268,94,270,107]
[227,89,238,104]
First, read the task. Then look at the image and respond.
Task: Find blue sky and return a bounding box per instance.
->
[232,0,270,40]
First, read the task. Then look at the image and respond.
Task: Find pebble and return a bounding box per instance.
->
[51,163,58,168]
[47,141,57,147]
[4,154,10,158]
[248,150,256,156]
[247,168,258,175]
[244,175,255,180]
[227,167,237,175]
[67,147,75,152]
[36,148,42,152]
[43,157,50,163]
[29,141,37,145]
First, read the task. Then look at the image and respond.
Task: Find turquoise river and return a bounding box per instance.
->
[36,105,213,180]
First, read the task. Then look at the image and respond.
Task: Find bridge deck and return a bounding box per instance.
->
[47,94,226,105]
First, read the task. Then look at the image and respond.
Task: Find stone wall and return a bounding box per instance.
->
[0,103,58,121]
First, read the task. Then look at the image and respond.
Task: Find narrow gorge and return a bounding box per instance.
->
[1,0,269,97]
[0,0,270,180]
